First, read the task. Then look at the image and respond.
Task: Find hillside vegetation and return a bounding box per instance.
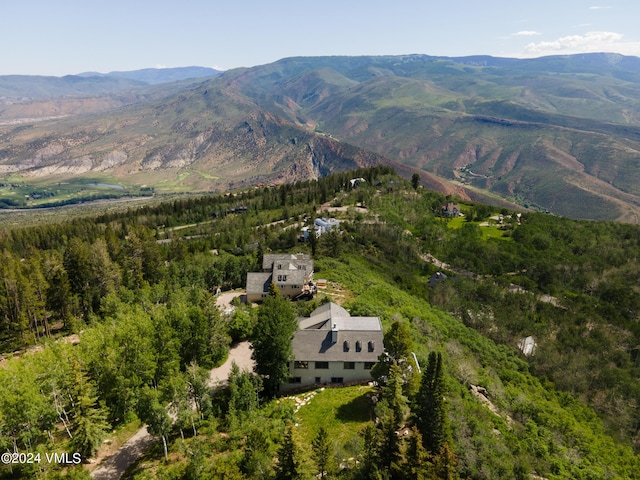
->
[1,167,639,478]
[3,54,640,221]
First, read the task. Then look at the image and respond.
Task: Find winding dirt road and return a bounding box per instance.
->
[90,290,253,479]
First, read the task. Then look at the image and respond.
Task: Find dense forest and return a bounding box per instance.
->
[1,166,640,479]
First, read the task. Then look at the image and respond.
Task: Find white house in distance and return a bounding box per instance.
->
[301,217,340,241]
[246,253,315,302]
[283,302,384,390]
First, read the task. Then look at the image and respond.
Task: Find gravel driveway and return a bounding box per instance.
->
[90,340,254,479]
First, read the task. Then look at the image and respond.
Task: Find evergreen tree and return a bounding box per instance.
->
[376,362,409,428]
[275,423,301,480]
[358,423,381,480]
[42,250,72,327]
[240,428,271,479]
[433,443,459,480]
[251,284,296,395]
[371,321,418,397]
[411,173,420,190]
[312,426,334,479]
[415,351,448,454]
[378,413,402,477]
[405,426,431,480]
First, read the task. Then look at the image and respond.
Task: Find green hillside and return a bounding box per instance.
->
[1,167,639,478]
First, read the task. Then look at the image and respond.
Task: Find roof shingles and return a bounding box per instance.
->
[292,302,383,362]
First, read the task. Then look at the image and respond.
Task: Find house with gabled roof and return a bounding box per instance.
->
[246,253,315,302]
[442,202,462,217]
[283,302,383,390]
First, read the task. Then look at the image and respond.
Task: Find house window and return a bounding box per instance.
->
[277,264,282,269]
[315,361,329,369]
[344,362,355,370]
[364,362,375,370]
[343,340,350,352]
[331,377,344,384]
[289,377,301,384]
[294,361,308,369]
[368,341,375,352]
[355,341,362,352]
[315,377,321,384]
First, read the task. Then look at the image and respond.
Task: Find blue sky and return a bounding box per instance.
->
[2,1,640,76]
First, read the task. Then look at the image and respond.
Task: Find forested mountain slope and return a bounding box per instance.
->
[1,167,639,478]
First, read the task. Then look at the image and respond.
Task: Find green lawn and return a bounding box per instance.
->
[290,385,374,446]
[480,224,512,241]
[445,216,466,229]
[445,216,512,241]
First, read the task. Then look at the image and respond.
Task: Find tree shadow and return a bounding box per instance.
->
[336,392,373,423]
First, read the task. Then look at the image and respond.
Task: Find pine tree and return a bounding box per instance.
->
[275,423,301,480]
[240,428,271,479]
[312,426,334,479]
[411,173,420,190]
[414,351,448,454]
[406,426,431,480]
[378,413,402,476]
[359,423,381,480]
[433,443,459,480]
[382,362,410,427]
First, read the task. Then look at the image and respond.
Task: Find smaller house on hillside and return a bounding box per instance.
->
[246,253,315,302]
[315,217,340,234]
[428,271,448,288]
[283,302,383,390]
[301,217,340,241]
[442,202,461,217]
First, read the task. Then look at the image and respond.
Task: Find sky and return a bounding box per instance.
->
[2,1,640,76]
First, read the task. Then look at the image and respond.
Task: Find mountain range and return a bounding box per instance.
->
[1,55,640,221]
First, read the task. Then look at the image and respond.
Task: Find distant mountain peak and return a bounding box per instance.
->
[76,66,222,84]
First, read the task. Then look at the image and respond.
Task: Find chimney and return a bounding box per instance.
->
[331,323,338,343]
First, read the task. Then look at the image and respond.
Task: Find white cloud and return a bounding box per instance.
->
[589,6,612,10]
[522,31,640,57]
[513,31,542,37]
[155,64,168,69]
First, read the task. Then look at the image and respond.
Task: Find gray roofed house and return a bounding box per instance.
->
[262,253,313,273]
[245,272,272,300]
[283,302,384,390]
[246,253,315,302]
